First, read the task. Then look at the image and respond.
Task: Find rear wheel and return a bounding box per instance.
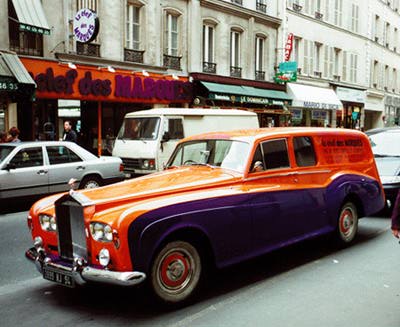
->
[336,202,358,245]
[80,175,102,189]
[150,241,202,304]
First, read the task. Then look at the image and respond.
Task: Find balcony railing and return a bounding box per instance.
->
[230,66,242,78]
[76,43,100,57]
[203,62,217,74]
[231,0,243,5]
[124,48,144,63]
[314,71,322,78]
[163,54,182,70]
[293,3,303,12]
[333,74,341,82]
[256,2,267,13]
[255,70,265,80]
[315,11,323,19]
[297,67,302,74]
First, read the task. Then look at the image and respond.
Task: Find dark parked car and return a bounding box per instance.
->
[366,127,400,212]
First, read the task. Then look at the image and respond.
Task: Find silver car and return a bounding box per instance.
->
[0,141,125,200]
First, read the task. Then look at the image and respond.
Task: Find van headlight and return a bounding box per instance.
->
[140,159,156,170]
[89,222,113,242]
[39,214,57,232]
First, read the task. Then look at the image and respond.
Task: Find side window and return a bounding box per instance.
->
[293,136,317,167]
[261,139,290,170]
[10,147,43,168]
[249,145,265,173]
[47,146,82,165]
[168,119,184,139]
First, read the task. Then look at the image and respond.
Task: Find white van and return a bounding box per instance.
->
[112,108,259,176]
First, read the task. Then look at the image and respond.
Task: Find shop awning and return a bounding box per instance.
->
[200,81,292,105]
[11,0,50,35]
[287,83,343,110]
[0,52,36,91]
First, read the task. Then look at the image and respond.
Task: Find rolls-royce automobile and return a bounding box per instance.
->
[26,128,385,304]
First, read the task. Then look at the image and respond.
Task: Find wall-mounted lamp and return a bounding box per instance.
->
[172,74,179,80]
[142,70,150,77]
[189,76,194,83]
[107,66,116,73]
[68,62,77,69]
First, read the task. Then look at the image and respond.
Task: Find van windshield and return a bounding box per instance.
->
[117,117,160,140]
[167,139,250,173]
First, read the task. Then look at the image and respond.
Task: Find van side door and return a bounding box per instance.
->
[158,117,184,169]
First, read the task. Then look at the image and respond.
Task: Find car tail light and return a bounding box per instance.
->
[119,163,124,172]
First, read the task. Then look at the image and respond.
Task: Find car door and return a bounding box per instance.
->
[46,145,85,193]
[0,146,48,198]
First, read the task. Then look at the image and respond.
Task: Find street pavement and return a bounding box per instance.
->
[0,209,399,327]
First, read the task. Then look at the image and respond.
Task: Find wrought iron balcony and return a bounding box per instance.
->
[255,70,265,81]
[203,62,217,74]
[292,3,303,12]
[76,42,100,57]
[163,54,181,70]
[124,48,144,63]
[314,71,322,78]
[256,2,267,13]
[297,67,302,74]
[315,11,323,19]
[231,0,243,5]
[333,74,341,82]
[230,66,242,78]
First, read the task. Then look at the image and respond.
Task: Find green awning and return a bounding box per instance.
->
[11,0,51,35]
[200,81,292,105]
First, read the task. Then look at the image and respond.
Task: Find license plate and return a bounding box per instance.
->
[43,267,75,288]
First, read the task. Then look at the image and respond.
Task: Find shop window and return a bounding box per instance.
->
[46,146,82,165]
[293,136,317,167]
[261,139,290,170]
[10,148,43,168]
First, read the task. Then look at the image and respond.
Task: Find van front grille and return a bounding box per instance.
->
[121,157,141,171]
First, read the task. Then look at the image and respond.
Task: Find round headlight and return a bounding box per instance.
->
[90,222,113,242]
[104,225,113,242]
[39,214,56,232]
[143,159,150,169]
[50,216,57,231]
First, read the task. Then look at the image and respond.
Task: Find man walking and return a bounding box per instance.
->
[62,120,77,143]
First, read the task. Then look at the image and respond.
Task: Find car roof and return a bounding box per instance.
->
[0,141,74,147]
[124,108,258,117]
[366,126,400,135]
[181,127,365,143]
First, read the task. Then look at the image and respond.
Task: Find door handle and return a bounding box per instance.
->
[37,170,48,175]
[76,166,86,171]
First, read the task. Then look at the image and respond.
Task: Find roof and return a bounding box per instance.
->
[124,108,258,117]
[182,127,366,143]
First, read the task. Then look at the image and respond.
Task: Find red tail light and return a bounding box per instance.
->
[119,163,124,172]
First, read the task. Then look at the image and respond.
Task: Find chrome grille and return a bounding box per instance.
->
[121,157,141,171]
[55,199,87,261]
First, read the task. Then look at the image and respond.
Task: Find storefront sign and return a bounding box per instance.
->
[284,33,294,61]
[336,87,366,103]
[303,101,340,110]
[73,9,99,43]
[274,61,297,84]
[0,80,18,91]
[21,58,192,104]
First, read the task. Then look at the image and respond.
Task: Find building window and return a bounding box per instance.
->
[314,42,322,77]
[256,0,267,13]
[77,0,97,11]
[385,65,389,90]
[303,40,313,75]
[334,48,341,79]
[393,68,397,92]
[351,4,359,33]
[394,28,398,52]
[323,45,334,79]
[384,22,390,47]
[293,37,301,73]
[165,12,179,57]
[126,4,140,50]
[375,15,380,42]
[8,0,43,56]
[334,0,343,26]
[230,30,242,77]
[203,24,216,73]
[325,0,330,22]
[350,53,358,83]
[372,60,379,88]
[255,36,265,80]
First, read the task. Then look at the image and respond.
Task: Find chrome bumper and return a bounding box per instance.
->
[25,246,146,287]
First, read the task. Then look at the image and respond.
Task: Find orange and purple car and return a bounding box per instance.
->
[26,127,385,304]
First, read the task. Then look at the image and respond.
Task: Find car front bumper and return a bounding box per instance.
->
[25,245,146,287]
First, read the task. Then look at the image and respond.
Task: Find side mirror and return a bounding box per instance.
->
[162,131,170,142]
[4,163,16,171]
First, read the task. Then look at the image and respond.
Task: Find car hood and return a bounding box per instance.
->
[374,156,400,177]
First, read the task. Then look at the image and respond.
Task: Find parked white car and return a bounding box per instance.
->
[0,141,124,200]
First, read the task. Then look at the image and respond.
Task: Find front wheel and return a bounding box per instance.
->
[150,241,202,304]
[336,202,358,245]
[80,175,102,189]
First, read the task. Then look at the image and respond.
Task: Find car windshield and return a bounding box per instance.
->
[368,131,400,156]
[167,139,251,173]
[117,117,160,140]
[0,146,14,163]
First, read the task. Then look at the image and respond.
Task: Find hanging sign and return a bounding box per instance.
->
[73,9,100,43]
[284,33,294,61]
